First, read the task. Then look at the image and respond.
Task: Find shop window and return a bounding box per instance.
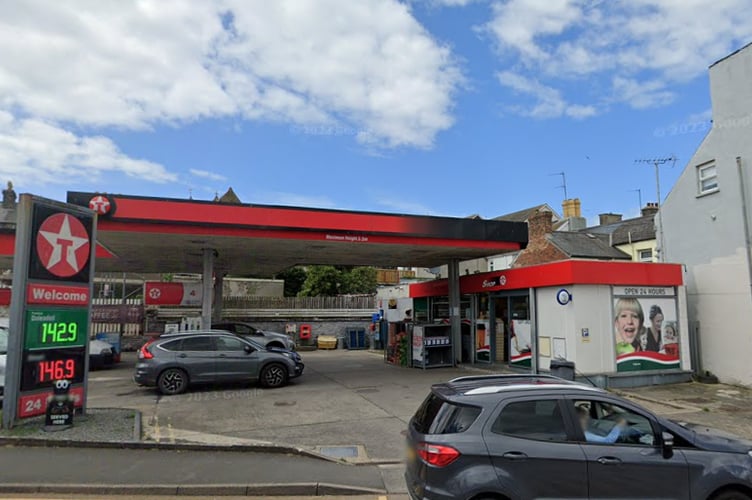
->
[697,162,718,195]
[638,249,653,262]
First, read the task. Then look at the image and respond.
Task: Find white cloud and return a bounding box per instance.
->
[497,71,596,119]
[0,0,461,151]
[0,111,176,186]
[428,0,478,6]
[485,0,752,112]
[189,169,227,182]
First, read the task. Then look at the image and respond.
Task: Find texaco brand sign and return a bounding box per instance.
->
[35,213,91,278]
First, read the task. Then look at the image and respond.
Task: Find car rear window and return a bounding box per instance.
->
[412,394,481,435]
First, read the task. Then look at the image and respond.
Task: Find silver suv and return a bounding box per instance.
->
[406,374,752,500]
[134,331,303,395]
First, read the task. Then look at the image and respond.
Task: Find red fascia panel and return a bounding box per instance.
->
[0,288,10,306]
[97,220,522,251]
[112,198,423,234]
[409,260,683,297]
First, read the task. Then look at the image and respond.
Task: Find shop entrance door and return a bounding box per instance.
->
[490,293,532,369]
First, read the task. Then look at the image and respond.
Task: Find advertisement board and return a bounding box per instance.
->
[612,286,680,372]
[509,319,532,367]
[144,282,202,306]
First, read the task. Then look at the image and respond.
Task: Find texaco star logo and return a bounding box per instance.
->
[36,213,91,278]
[149,288,161,299]
[89,195,111,215]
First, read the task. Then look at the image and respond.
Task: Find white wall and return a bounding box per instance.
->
[660,44,752,385]
[571,285,615,374]
[535,287,577,371]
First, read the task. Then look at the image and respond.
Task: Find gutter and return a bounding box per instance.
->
[737,156,752,302]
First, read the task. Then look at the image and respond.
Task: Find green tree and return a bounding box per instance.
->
[299,266,343,297]
[275,267,308,297]
[343,266,378,294]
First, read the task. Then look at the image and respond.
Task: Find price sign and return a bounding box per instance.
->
[24,308,88,350]
[20,348,86,392]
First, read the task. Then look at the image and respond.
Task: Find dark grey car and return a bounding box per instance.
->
[134,331,303,395]
[406,374,752,500]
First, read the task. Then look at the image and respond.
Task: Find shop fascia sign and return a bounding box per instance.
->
[481,274,507,289]
[613,286,675,297]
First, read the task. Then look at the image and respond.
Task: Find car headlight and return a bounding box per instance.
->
[748,450,752,458]
[101,348,112,355]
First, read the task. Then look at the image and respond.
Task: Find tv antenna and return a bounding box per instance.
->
[550,172,568,200]
[635,155,678,261]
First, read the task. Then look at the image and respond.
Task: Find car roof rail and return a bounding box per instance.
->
[448,373,560,384]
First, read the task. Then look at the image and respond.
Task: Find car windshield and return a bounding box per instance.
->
[0,326,8,354]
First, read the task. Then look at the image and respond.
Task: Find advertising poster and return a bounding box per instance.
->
[412,325,424,364]
[510,319,532,367]
[613,286,680,372]
[475,320,490,362]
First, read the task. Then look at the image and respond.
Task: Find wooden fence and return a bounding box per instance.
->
[91,298,143,336]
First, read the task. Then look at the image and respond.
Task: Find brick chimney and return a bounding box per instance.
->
[641,202,659,217]
[528,209,554,242]
[598,213,622,226]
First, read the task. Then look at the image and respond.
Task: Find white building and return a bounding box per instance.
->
[660,42,752,385]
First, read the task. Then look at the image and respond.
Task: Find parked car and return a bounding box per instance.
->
[134,330,304,395]
[211,321,295,351]
[89,338,114,369]
[406,374,752,500]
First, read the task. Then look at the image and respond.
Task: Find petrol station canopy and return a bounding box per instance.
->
[0,192,529,276]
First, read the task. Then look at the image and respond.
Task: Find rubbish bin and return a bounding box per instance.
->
[550,359,575,381]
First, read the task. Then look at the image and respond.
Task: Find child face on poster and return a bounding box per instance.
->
[614,298,644,347]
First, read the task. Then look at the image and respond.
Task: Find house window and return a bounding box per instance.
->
[697,162,718,194]
[638,249,653,262]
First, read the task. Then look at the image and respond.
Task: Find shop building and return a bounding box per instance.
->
[408,259,690,388]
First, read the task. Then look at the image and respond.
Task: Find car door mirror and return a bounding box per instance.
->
[244,345,254,354]
[661,431,674,459]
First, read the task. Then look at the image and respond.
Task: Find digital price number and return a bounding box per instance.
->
[37,359,77,383]
[20,349,85,391]
[25,308,87,350]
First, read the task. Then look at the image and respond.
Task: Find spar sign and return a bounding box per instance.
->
[4,195,96,429]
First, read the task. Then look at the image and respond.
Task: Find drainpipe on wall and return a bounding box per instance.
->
[737,156,752,302]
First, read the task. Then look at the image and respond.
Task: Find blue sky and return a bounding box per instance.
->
[1,0,750,224]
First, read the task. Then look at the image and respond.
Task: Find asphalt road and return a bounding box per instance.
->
[0,446,385,490]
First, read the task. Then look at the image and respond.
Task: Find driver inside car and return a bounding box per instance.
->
[577,406,626,443]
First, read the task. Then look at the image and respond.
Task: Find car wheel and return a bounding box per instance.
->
[260,363,288,388]
[158,368,189,395]
[713,490,752,500]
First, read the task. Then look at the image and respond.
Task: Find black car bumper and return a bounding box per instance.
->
[90,352,115,369]
[293,362,305,378]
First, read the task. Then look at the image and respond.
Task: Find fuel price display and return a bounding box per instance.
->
[24,308,88,350]
[20,348,86,391]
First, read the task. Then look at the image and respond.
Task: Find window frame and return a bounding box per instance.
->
[216,335,253,352]
[488,396,575,443]
[565,396,660,447]
[176,335,217,352]
[637,249,653,262]
[697,161,719,195]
